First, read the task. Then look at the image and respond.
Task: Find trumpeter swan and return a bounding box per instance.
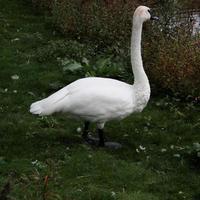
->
[30,6,158,148]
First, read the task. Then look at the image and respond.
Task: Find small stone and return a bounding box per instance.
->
[111,191,116,197]
[161,148,167,152]
[11,74,19,80]
[11,38,20,42]
[88,154,92,158]
[173,154,181,158]
[13,90,17,93]
[76,127,82,133]
[156,102,161,106]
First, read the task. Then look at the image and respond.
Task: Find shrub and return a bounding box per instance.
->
[31,0,200,98]
[143,0,200,97]
[51,0,136,46]
[34,39,98,62]
[31,0,54,11]
[146,33,200,97]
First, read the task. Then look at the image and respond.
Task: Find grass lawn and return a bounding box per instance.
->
[0,0,200,199]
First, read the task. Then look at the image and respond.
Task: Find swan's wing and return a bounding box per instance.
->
[30,77,135,120]
[65,78,135,121]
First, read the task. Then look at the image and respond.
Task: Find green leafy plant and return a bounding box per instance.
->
[58,56,126,79]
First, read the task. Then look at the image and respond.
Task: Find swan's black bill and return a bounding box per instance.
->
[150,16,159,21]
[148,9,159,21]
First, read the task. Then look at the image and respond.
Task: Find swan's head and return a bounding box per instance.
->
[134,6,158,23]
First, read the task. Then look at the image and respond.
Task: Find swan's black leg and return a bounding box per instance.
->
[82,121,90,139]
[98,128,105,147]
[97,125,122,149]
[82,121,99,145]
[97,129,122,149]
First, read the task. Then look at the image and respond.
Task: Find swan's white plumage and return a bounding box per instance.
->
[30,6,152,127]
[30,77,136,121]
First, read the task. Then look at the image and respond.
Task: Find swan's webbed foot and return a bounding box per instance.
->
[82,132,100,146]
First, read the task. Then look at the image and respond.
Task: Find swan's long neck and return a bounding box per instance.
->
[131,18,150,90]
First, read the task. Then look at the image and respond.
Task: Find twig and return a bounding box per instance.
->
[43,175,49,200]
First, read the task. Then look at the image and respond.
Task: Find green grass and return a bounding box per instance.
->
[0,0,200,199]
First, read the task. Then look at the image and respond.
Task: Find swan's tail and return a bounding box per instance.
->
[30,87,69,116]
[30,99,52,116]
[30,101,42,115]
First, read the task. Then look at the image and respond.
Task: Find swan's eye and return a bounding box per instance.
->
[148,9,151,14]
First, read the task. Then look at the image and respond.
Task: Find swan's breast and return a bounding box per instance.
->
[133,86,150,112]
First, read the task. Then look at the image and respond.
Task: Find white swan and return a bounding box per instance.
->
[30,6,158,147]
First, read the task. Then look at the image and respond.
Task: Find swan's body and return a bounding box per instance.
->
[30,6,157,147]
[30,77,150,122]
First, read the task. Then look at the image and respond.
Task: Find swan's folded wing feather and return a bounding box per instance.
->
[66,81,135,121]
